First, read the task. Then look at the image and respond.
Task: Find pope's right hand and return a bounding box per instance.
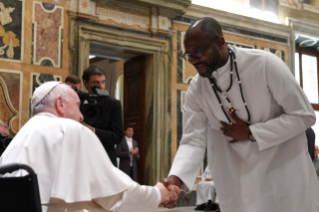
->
[155,182,179,205]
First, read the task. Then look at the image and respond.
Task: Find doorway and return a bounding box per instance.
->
[89,43,147,184]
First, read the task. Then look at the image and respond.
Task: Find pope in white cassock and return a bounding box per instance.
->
[0,82,179,212]
[163,17,319,212]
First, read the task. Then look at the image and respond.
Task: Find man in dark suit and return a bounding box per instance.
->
[81,65,123,166]
[117,126,140,181]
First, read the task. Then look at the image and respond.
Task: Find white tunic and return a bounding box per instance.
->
[169,47,319,212]
[0,113,159,212]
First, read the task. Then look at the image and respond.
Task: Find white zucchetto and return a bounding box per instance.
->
[31,81,61,111]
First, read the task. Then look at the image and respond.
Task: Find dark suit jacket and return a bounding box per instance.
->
[89,97,123,166]
[116,137,140,181]
[306,127,316,161]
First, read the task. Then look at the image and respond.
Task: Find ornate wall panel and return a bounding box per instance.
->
[0,69,22,135]
[32,2,63,68]
[0,0,24,62]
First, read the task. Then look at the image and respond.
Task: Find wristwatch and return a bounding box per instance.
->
[248,129,256,142]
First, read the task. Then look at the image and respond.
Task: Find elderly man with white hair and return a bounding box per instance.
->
[0,82,179,212]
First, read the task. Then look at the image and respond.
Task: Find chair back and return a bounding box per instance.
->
[0,163,42,212]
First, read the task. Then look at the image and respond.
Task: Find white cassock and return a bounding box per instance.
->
[196,166,215,205]
[0,112,160,212]
[169,46,319,212]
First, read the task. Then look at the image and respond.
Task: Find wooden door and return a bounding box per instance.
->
[124,55,146,184]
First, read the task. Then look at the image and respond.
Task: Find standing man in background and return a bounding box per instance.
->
[117,126,140,182]
[163,17,319,212]
[82,65,123,166]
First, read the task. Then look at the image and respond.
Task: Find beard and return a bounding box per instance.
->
[198,47,221,78]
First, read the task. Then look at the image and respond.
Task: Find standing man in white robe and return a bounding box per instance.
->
[195,166,218,211]
[162,17,319,212]
[0,82,179,212]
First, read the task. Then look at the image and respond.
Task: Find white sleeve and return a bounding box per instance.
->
[250,53,315,151]
[93,182,159,212]
[168,82,207,193]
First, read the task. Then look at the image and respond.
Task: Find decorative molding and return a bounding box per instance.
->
[96,6,150,29]
[184,4,291,39]
[286,18,319,39]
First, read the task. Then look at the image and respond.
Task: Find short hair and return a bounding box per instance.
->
[82,65,106,82]
[0,120,9,129]
[65,75,81,84]
[187,17,223,39]
[33,84,70,115]
[124,125,134,131]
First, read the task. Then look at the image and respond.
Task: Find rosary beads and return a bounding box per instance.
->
[209,48,251,125]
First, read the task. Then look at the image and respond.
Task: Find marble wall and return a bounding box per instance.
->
[0,0,70,131]
[0,0,23,62]
[32,2,64,68]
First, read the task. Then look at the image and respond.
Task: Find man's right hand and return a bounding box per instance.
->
[161,176,183,208]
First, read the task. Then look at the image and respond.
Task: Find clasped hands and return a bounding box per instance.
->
[155,182,180,205]
[129,147,139,155]
[220,111,250,143]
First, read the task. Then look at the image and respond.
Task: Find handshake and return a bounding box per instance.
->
[154,177,181,208]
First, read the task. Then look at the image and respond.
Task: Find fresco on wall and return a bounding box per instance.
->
[30,73,61,116]
[0,0,23,62]
[280,0,319,9]
[32,2,63,68]
[0,70,22,135]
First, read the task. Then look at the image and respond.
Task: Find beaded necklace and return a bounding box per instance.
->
[209,48,251,125]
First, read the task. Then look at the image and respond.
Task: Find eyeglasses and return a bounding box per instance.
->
[182,36,219,61]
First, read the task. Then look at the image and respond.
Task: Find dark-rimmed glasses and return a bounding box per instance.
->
[182,36,219,61]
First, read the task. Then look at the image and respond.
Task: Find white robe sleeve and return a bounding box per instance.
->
[168,80,207,193]
[93,182,160,212]
[250,53,315,151]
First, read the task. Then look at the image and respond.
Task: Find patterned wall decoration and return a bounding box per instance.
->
[32,2,63,68]
[281,0,319,10]
[262,47,285,61]
[0,0,24,62]
[30,73,62,116]
[0,69,22,135]
[295,34,319,51]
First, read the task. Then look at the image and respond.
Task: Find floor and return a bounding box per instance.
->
[157,206,205,212]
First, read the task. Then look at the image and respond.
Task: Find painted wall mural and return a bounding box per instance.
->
[32,2,63,68]
[0,0,23,61]
[280,0,319,9]
[0,69,22,135]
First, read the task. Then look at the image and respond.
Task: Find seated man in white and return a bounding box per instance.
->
[195,166,219,211]
[0,82,179,212]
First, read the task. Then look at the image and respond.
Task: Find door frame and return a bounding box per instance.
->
[69,21,172,185]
